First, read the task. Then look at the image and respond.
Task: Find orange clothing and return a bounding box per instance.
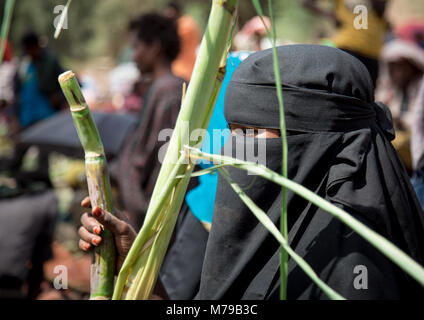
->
[172,15,201,81]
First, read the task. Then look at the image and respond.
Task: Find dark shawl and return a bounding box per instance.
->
[196,45,424,300]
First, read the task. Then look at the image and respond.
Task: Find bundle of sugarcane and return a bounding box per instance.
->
[112,0,238,300]
[58,0,424,301]
[58,71,116,300]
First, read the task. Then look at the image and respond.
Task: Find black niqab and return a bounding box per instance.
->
[196,45,424,300]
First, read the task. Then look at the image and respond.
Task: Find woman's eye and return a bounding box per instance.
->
[231,127,259,136]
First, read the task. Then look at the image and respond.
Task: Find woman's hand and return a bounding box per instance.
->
[78,196,137,273]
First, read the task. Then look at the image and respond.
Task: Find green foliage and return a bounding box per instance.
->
[2,0,317,63]
[5,0,99,60]
[4,0,151,61]
[274,0,319,42]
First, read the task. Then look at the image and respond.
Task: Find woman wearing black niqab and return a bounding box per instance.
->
[196,44,424,300]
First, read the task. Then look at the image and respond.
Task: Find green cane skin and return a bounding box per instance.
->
[59,72,116,299]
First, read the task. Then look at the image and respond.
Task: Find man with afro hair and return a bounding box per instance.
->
[111,12,185,230]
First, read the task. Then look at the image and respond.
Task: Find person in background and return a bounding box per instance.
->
[233,16,272,52]
[0,39,17,171]
[398,21,424,208]
[109,13,184,230]
[0,191,58,299]
[117,18,141,65]
[0,33,65,187]
[164,2,201,82]
[396,20,424,50]
[303,0,389,87]
[376,39,424,172]
[112,17,152,114]
[411,78,424,210]
[0,38,15,112]
[0,37,13,63]
[13,32,65,130]
[108,62,143,114]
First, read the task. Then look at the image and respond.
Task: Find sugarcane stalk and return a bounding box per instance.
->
[58,71,116,299]
[252,0,289,299]
[0,0,15,64]
[184,146,424,288]
[145,0,237,211]
[112,0,238,300]
[126,169,192,299]
[114,51,230,300]
[114,154,190,299]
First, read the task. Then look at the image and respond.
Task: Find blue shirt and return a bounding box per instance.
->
[185,52,251,223]
[19,62,56,127]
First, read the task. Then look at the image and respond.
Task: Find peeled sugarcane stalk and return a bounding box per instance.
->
[112,0,238,300]
[58,71,116,300]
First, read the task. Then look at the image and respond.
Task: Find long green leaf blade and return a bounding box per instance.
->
[54,0,72,39]
[184,146,424,288]
[251,0,289,299]
[218,167,345,300]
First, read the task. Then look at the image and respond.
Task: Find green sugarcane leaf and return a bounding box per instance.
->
[252,0,289,299]
[175,164,224,179]
[251,0,270,34]
[217,167,345,300]
[112,154,187,299]
[54,0,72,39]
[184,146,424,289]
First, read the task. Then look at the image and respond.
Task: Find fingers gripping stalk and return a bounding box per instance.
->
[58,71,116,299]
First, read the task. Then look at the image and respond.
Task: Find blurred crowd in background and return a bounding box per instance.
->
[0,0,424,299]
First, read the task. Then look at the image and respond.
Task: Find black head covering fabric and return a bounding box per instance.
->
[196,45,424,300]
